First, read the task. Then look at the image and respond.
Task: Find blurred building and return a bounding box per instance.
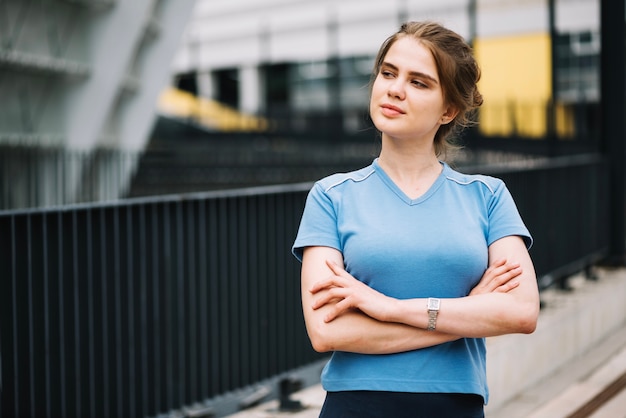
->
[0,0,602,209]
[0,0,195,209]
[170,0,600,138]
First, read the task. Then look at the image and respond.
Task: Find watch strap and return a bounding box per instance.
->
[427,297,440,331]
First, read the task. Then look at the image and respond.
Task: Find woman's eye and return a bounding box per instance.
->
[411,80,427,88]
[381,71,395,78]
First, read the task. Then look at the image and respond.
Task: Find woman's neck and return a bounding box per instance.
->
[378,137,440,177]
[377,137,442,199]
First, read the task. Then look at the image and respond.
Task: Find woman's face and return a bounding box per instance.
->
[369,36,453,144]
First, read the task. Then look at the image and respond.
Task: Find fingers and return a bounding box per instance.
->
[489,258,507,269]
[488,260,521,279]
[326,259,346,276]
[309,260,352,294]
[310,286,353,322]
[485,258,517,276]
[309,278,337,294]
[488,265,522,293]
[312,260,366,322]
[323,300,349,323]
[496,279,520,293]
[471,258,523,296]
[311,286,346,309]
[310,263,341,292]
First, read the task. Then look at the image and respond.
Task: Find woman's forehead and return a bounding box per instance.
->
[384,37,439,80]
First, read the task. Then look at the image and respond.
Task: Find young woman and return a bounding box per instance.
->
[292,21,540,417]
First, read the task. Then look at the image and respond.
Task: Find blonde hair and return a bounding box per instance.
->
[372,21,483,157]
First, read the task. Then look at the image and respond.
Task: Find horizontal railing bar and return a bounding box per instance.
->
[0,181,315,217]
[461,152,605,175]
[0,153,605,217]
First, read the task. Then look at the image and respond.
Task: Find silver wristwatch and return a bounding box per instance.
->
[427,297,441,331]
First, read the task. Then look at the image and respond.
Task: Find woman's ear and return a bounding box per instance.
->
[441,106,459,125]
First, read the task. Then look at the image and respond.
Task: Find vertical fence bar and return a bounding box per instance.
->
[237,196,250,387]
[27,214,35,417]
[30,212,50,416]
[41,214,51,418]
[247,196,261,385]
[98,207,110,418]
[228,197,241,390]
[176,200,185,408]
[218,197,230,393]
[186,201,198,403]
[149,202,162,415]
[163,202,174,412]
[267,194,279,376]
[85,209,95,418]
[601,0,626,262]
[70,210,81,417]
[125,205,136,418]
[207,199,221,398]
[137,204,149,417]
[11,216,19,418]
[111,206,123,417]
[258,194,270,381]
[274,193,287,373]
[197,199,209,399]
[175,201,186,408]
[57,211,67,417]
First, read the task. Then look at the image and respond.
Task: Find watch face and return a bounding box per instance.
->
[428,298,440,310]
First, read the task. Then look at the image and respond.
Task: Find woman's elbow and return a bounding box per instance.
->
[310,338,332,353]
[306,323,334,353]
[516,302,540,334]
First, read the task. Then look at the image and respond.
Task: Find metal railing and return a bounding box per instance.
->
[465,154,609,288]
[0,154,609,417]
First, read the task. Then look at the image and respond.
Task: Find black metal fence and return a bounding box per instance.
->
[467,154,609,286]
[0,154,609,417]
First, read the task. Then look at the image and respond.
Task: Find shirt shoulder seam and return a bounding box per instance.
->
[445,174,497,194]
[323,167,376,193]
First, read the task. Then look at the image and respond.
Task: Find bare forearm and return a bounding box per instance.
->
[301,247,458,354]
[388,292,538,338]
[386,238,540,337]
[323,236,539,339]
[305,307,459,354]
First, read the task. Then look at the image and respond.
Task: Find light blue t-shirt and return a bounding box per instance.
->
[292,159,532,403]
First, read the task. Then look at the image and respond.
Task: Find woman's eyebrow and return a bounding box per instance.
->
[381,62,439,85]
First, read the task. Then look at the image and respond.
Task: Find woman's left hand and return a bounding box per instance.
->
[310,260,395,323]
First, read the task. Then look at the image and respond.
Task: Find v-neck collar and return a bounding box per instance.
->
[373,158,447,206]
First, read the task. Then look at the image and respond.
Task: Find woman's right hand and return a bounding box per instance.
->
[469,259,522,296]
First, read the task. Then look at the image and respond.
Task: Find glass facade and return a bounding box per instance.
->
[289,56,373,113]
[554,31,600,103]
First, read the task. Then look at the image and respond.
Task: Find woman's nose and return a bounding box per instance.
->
[387,78,405,100]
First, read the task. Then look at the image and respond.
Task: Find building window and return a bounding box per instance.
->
[215,68,239,108]
[290,56,373,112]
[554,31,600,103]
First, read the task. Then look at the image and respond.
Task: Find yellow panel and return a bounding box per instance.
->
[555,103,576,139]
[474,33,552,137]
[157,88,269,132]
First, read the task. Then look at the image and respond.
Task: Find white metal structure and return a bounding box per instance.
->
[0,0,196,208]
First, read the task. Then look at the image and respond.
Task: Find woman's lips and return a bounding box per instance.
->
[380,104,405,116]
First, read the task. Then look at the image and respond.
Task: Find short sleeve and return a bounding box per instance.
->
[292,182,342,262]
[487,181,533,249]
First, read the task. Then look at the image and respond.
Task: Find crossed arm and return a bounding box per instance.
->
[300,235,540,355]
